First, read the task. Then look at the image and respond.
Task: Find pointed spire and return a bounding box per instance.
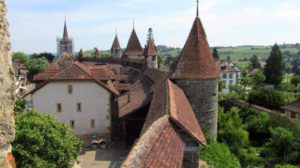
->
[124,27,143,57]
[133,19,135,29]
[171,13,218,79]
[63,19,69,40]
[196,0,199,17]
[111,34,121,50]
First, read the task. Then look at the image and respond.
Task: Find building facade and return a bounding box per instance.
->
[220,60,241,93]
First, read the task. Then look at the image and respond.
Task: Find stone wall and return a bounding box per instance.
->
[0,0,15,167]
[175,79,218,139]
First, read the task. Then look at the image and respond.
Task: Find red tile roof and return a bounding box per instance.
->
[168,80,206,145]
[33,63,61,81]
[171,17,219,79]
[30,62,120,95]
[111,34,121,50]
[140,81,167,135]
[50,62,93,80]
[143,41,157,57]
[122,116,185,168]
[124,29,143,57]
[118,78,153,118]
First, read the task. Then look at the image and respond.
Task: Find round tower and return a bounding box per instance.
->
[171,4,219,139]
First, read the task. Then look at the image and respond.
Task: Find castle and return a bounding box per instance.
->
[23,1,219,168]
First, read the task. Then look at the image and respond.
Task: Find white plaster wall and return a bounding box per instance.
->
[221,72,239,93]
[32,81,111,136]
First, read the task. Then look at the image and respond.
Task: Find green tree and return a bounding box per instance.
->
[251,71,265,88]
[38,52,55,63]
[261,127,300,166]
[239,69,250,89]
[264,43,284,85]
[14,98,26,113]
[248,89,286,109]
[212,47,219,60]
[246,112,270,146]
[200,139,241,168]
[12,52,28,64]
[12,110,81,168]
[249,54,261,68]
[275,164,298,168]
[218,107,249,153]
[291,75,300,86]
[25,58,48,82]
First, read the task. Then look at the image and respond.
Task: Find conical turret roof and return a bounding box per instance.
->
[124,28,143,57]
[111,34,121,50]
[171,16,219,79]
[144,41,157,57]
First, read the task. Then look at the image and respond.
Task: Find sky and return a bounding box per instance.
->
[6,0,300,54]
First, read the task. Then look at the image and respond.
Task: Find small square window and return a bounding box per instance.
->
[90,119,95,128]
[222,73,227,79]
[70,120,75,129]
[57,103,62,113]
[77,103,82,112]
[67,85,73,94]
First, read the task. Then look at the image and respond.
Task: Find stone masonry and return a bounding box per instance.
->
[0,0,16,167]
[175,79,218,139]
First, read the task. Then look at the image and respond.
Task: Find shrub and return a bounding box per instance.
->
[12,110,81,168]
[200,140,241,168]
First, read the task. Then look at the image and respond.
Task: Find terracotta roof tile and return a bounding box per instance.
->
[111,35,121,50]
[122,116,185,168]
[171,17,219,79]
[118,85,152,118]
[50,62,93,80]
[33,63,61,81]
[143,68,167,84]
[143,41,157,57]
[167,80,206,145]
[124,29,143,57]
[140,81,167,135]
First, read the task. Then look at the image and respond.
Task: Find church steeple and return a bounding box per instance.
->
[196,0,199,17]
[63,20,69,40]
[57,19,74,56]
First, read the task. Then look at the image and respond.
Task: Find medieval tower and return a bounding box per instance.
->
[171,1,219,139]
[111,33,121,58]
[144,28,158,69]
[0,0,16,167]
[57,20,73,56]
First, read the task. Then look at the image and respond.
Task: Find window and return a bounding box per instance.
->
[222,73,227,79]
[56,103,62,112]
[229,80,233,86]
[229,73,233,79]
[291,112,296,119]
[90,119,95,128]
[67,85,73,94]
[70,120,75,129]
[77,103,82,112]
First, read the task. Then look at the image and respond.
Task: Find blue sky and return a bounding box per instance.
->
[6,0,300,54]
